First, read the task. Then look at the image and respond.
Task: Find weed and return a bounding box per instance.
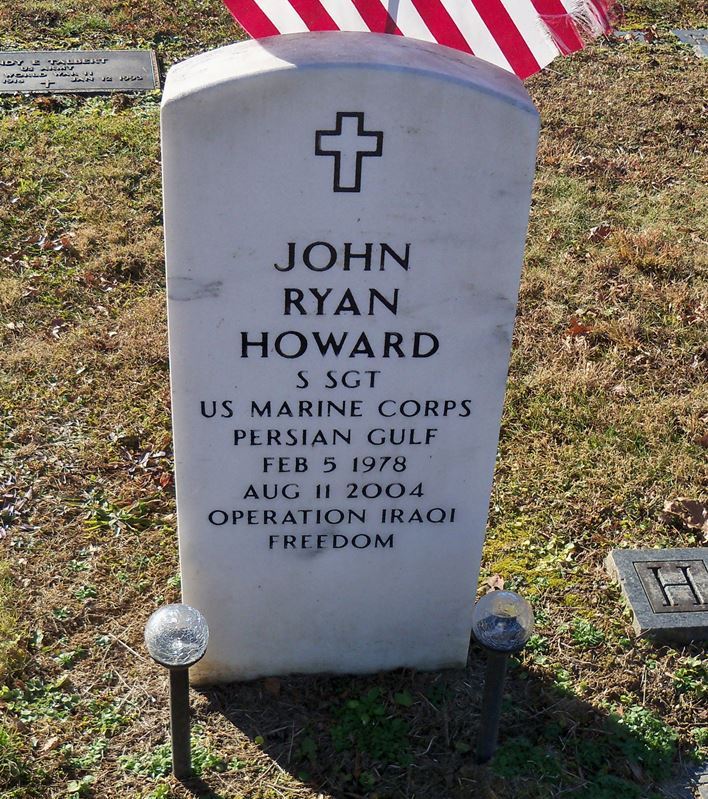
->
[571,618,605,649]
[526,634,548,653]
[691,727,708,756]
[88,698,134,735]
[575,773,644,799]
[492,736,562,781]
[166,573,181,589]
[525,633,550,666]
[66,775,96,798]
[143,786,176,799]
[672,656,707,699]
[295,735,317,765]
[330,687,411,767]
[553,667,575,693]
[68,737,109,770]
[54,647,87,669]
[424,681,449,708]
[611,705,678,781]
[120,745,174,779]
[1,678,79,722]
[394,690,414,707]
[120,736,226,778]
[84,492,157,535]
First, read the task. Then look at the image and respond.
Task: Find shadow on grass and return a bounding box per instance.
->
[176,774,225,798]
[193,641,686,799]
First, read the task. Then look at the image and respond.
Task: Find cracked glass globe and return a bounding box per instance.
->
[144,604,209,668]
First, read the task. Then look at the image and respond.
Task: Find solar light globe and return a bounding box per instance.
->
[472,590,534,653]
[144,604,209,669]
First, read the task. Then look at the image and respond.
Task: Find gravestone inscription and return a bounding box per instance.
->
[0,50,158,93]
[162,32,539,682]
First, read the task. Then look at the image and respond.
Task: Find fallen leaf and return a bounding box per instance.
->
[567,316,593,337]
[34,96,59,112]
[263,677,281,697]
[42,736,60,751]
[663,498,708,535]
[588,223,612,243]
[694,433,708,449]
[485,574,505,591]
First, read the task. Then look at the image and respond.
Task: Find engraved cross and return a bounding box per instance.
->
[315,112,384,193]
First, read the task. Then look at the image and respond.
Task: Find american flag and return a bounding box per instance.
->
[221,0,613,79]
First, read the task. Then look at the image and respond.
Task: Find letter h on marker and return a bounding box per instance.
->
[649,565,704,608]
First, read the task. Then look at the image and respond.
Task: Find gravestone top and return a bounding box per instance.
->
[162,32,534,113]
[0,50,159,94]
[606,548,708,643]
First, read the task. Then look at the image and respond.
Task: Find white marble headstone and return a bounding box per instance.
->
[162,32,539,683]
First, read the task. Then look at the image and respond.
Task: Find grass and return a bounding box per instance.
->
[1,0,707,797]
[0,564,25,684]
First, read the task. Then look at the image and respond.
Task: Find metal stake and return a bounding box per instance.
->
[169,667,191,778]
[476,650,509,764]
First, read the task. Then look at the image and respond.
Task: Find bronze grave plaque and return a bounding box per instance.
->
[0,50,159,94]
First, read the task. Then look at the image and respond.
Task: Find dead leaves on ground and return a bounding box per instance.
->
[662,498,708,541]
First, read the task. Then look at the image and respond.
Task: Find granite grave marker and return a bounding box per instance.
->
[0,50,158,93]
[162,32,539,682]
[606,548,708,643]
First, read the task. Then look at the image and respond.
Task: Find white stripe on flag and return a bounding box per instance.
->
[382,0,437,42]
[499,0,559,67]
[258,0,309,32]
[318,0,369,31]
[442,0,513,70]
[560,0,609,37]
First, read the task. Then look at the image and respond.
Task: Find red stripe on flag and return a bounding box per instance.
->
[287,0,340,30]
[222,0,280,37]
[350,0,401,35]
[470,0,540,78]
[409,0,474,53]
[529,0,583,54]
